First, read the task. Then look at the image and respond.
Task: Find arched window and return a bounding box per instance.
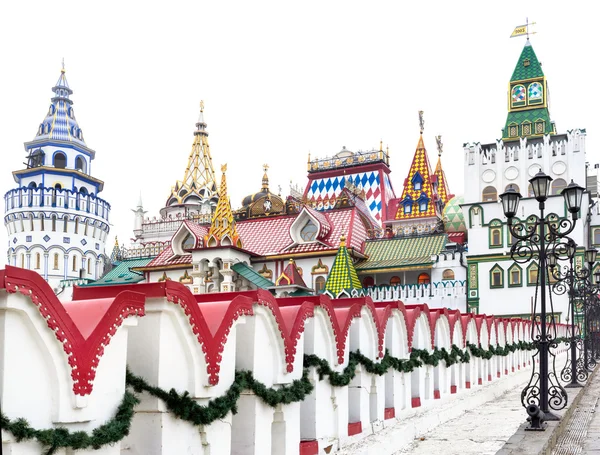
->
[35,253,41,269]
[505,184,519,193]
[29,215,34,231]
[74,217,79,234]
[20,254,25,268]
[418,273,430,284]
[300,221,318,241]
[594,228,600,246]
[53,253,59,270]
[40,214,44,231]
[84,221,88,236]
[390,276,401,286]
[551,178,567,196]
[51,215,56,232]
[508,264,522,287]
[490,265,504,288]
[64,216,68,233]
[528,184,535,197]
[72,255,78,272]
[490,226,502,247]
[442,269,455,280]
[75,156,86,173]
[527,263,539,286]
[482,186,497,202]
[315,276,326,293]
[362,276,375,288]
[87,258,91,274]
[53,152,66,169]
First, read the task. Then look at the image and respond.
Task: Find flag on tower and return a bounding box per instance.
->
[510,25,528,38]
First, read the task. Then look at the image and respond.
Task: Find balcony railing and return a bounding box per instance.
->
[4,187,110,221]
[364,280,467,302]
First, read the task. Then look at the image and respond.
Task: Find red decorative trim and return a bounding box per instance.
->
[465,381,471,389]
[165,281,254,385]
[348,421,362,436]
[487,374,492,382]
[433,390,441,399]
[299,440,318,455]
[450,385,457,394]
[384,407,395,419]
[1,266,145,396]
[411,397,421,408]
[512,367,515,372]
[478,378,483,385]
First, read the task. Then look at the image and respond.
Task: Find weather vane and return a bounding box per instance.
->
[221,163,227,172]
[436,135,443,157]
[418,110,424,134]
[510,18,536,39]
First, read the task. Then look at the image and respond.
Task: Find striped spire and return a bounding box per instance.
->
[324,235,362,297]
[33,65,86,146]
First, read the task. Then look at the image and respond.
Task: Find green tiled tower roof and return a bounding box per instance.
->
[503,41,555,140]
[325,235,362,296]
[511,41,544,81]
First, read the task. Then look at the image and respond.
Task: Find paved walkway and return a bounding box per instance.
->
[337,355,570,455]
[552,364,600,455]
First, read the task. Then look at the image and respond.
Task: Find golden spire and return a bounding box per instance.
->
[205,165,242,248]
[262,164,269,190]
[379,140,383,152]
[168,101,218,204]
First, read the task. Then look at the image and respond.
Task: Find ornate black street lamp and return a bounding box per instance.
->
[500,173,585,428]
[573,265,600,370]
[549,242,597,387]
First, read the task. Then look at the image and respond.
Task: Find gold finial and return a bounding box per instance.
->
[379,140,383,152]
[200,100,204,113]
[419,111,425,134]
[308,152,311,162]
[61,58,65,73]
[221,163,227,173]
[289,258,295,264]
[262,164,269,190]
[114,236,119,247]
[340,234,347,247]
[263,163,269,173]
[436,135,443,157]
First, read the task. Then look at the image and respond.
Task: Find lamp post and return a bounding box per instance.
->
[548,243,597,387]
[500,173,584,428]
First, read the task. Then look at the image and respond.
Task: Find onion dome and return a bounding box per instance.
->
[443,196,466,233]
[239,165,285,218]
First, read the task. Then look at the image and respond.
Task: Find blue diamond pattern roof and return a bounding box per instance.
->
[33,70,87,146]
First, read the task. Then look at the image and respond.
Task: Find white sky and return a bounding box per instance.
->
[1,1,599,261]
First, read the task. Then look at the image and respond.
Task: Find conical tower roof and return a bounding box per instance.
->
[276,259,307,287]
[31,65,87,147]
[503,40,555,140]
[167,101,218,206]
[394,132,440,220]
[434,136,452,206]
[205,165,242,248]
[324,235,362,297]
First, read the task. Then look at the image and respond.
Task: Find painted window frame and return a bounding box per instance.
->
[527,262,539,286]
[490,264,504,289]
[489,219,503,249]
[508,263,523,287]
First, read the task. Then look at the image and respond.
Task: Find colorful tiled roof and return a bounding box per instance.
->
[86,258,154,286]
[394,135,440,220]
[434,156,452,206]
[167,102,218,206]
[144,245,191,269]
[325,235,362,296]
[32,68,87,147]
[231,262,274,289]
[205,165,242,248]
[511,40,544,81]
[182,220,209,247]
[276,259,307,287]
[503,108,554,138]
[236,207,367,256]
[356,234,447,271]
[443,196,466,233]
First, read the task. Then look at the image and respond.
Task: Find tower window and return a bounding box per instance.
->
[52,215,56,232]
[390,276,401,286]
[490,227,502,247]
[535,120,545,134]
[522,122,531,136]
[72,255,78,272]
[87,258,91,274]
[490,265,504,288]
[482,186,497,202]
[75,156,86,173]
[404,203,412,214]
[20,254,25,269]
[551,178,567,196]
[35,253,41,270]
[315,276,326,293]
[442,269,455,280]
[53,152,66,169]
[53,253,59,270]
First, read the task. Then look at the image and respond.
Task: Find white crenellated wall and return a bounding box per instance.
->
[0,267,568,455]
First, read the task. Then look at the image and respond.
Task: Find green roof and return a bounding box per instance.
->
[232,262,275,289]
[85,257,154,286]
[511,41,544,81]
[325,242,362,296]
[356,234,447,271]
[503,107,554,139]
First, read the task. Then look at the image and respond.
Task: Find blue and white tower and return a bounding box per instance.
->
[4,66,111,288]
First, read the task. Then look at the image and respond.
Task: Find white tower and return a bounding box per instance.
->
[4,66,111,288]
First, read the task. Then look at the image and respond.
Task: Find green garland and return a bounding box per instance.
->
[0,391,138,455]
[0,341,535,453]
